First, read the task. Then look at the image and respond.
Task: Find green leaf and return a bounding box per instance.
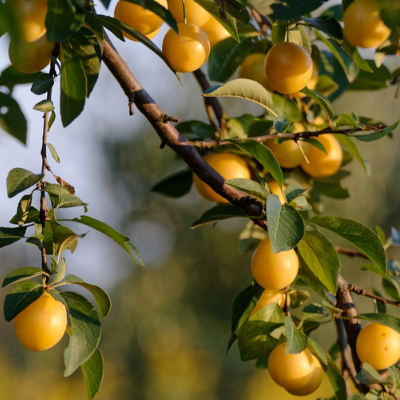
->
[308,216,387,274]
[57,194,87,209]
[193,0,239,42]
[288,290,310,310]
[300,87,334,120]
[233,140,283,188]
[191,204,249,228]
[10,207,40,225]
[203,79,274,114]
[357,313,400,334]
[302,16,343,41]
[208,36,255,82]
[52,257,67,285]
[30,73,54,95]
[7,168,42,198]
[59,216,145,268]
[151,170,193,198]
[356,363,389,385]
[0,92,27,144]
[0,66,41,91]
[15,194,32,226]
[65,275,112,319]
[3,281,44,321]
[68,29,101,98]
[323,353,347,400]
[237,303,284,361]
[361,263,400,300]
[297,229,340,294]
[2,267,46,288]
[81,349,104,400]
[33,99,55,112]
[335,134,369,175]
[60,42,87,127]
[248,119,274,138]
[47,143,60,163]
[247,0,326,20]
[315,31,359,83]
[96,15,180,80]
[377,0,400,36]
[284,316,308,354]
[308,337,328,365]
[266,195,305,253]
[272,94,302,121]
[226,178,269,200]
[176,120,216,139]
[45,182,73,196]
[228,282,264,351]
[314,181,350,199]
[52,224,85,257]
[46,0,84,42]
[61,292,102,377]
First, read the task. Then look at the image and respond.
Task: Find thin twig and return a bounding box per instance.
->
[335,246,369,259]
[192,68,227,132]
[347,283,400,308]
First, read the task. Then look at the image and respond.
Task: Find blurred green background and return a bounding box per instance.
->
[0,6,400,400]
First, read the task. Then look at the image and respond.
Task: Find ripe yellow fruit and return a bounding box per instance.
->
[264,42,313,95]
[356,323,400,370]
[9,0,48,42]
[193,153,251,203]
[286,355,323,396]
[291,62,319,98]
[168,0,211,27]
[201,16,230,48]
[267,181,285,204]
[343,0,391,48]
[249,289,286,317]
[239,53,274,92]
[267,129,310,169]
[9,34,55,74]
[251,235,299,290]
[114,0,167,40]
[268,343,315,390]
[15,292,68,351]
[300,134,343,178]
[162,22,210,73]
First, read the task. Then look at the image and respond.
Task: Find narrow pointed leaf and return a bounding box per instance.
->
[151,170,193,198]
[192,204,249,228]
[323,353,347,400]
[60,216,145,268]
[52,258,67,285]
[226,178,269,200]
[308,216,386,274]
[356,363,389,385]
[65,275,111,319]
[233,140,283,188]
[285,316,308,354]
[81,349,104,400]
[0,92,27,144]
[300,87,334,120]
[47,143,60,163]
[297,229,340,294]
[0,226,27,248]
[2,267,47,288]
[61,292,102,377]
[4,281,44,321]
[203,79,274,113]
[7,168,43,198]
[267,195,305,253]
[308,337,328,365]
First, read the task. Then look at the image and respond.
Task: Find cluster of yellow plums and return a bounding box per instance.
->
[114,0,230,73]
[7,0,55,74]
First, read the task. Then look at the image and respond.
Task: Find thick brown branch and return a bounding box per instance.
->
[337,276,362,372]
[102,40,264,219]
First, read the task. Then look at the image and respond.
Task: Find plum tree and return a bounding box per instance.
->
[0,1,400,399]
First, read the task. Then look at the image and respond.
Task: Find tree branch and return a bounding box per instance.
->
[101,40,264,220]
[346,283,400,308]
